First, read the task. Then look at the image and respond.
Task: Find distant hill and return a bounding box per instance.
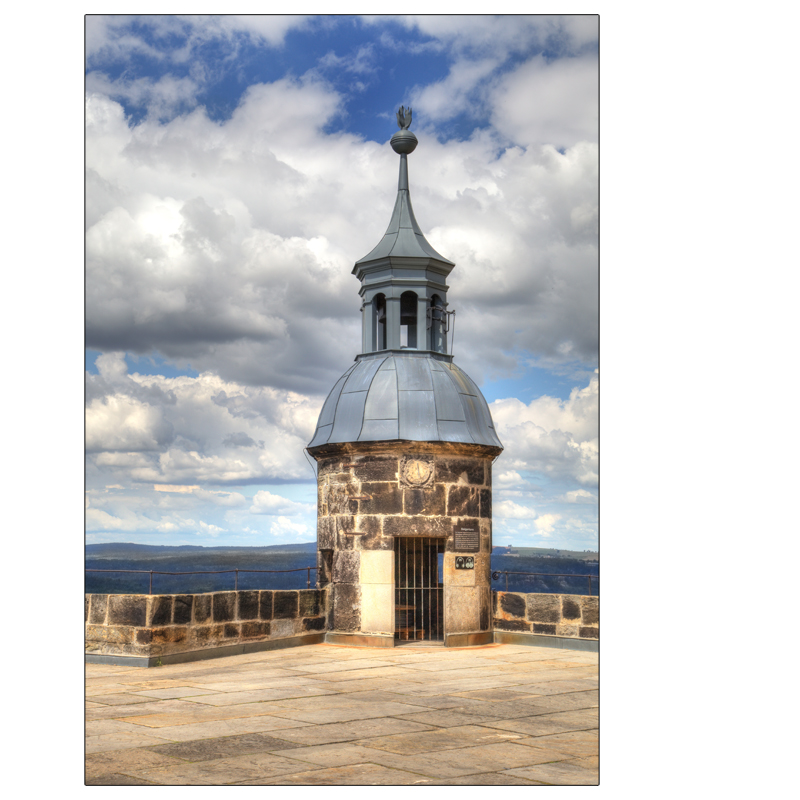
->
[493,546,598,562]
[86,542,317,560]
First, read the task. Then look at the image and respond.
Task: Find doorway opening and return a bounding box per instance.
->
[394,537,444,643]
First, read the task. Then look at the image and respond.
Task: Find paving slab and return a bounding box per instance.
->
[264,717,435,747]
[504,761,598,785]
[85,746,184,779]
[149,732,300,761]
[138,752,322,785]
[247,763,429,785]
[127,715,311,743]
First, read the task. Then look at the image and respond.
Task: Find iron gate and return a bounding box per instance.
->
[394,537,444,642]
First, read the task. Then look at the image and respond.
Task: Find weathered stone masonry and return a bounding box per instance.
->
[494,591,599,640]
[313,443,497,641]
[85,588,326,661]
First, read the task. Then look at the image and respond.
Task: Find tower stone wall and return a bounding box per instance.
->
[313,442,496,645]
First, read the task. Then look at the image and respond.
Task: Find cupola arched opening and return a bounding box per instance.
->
[375,293,387,350]
[400,291,418,348]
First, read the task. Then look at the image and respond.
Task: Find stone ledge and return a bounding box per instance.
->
[494,630,599,652]
[84,632,326,667]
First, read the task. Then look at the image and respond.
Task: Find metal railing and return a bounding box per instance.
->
[85,567,319,594]
[491,570,597,595]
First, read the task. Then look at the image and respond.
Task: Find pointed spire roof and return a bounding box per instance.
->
[355,112,454,269]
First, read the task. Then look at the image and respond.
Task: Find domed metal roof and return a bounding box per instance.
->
[307,351,503,450]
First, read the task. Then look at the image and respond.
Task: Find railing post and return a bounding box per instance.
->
[505,572,509,592]
[307,567,310,589]
[149,571,153,595]
[588,575,592,595]
[235,569,239,591]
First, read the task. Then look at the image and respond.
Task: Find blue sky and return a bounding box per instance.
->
[85,15,598,549]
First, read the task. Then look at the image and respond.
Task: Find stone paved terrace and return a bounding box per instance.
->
[86,642,598,785]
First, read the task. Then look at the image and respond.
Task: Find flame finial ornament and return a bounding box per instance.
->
[391,107,418,154]
[396,106,413,130]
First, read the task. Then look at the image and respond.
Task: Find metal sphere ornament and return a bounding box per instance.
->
[390,105,418,154]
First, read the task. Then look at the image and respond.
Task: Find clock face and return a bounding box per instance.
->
[402,459,434,487]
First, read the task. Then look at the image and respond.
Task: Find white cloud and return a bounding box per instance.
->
[86,355,323,486]
[250,490,312,516]
[494,500,537,520]
[269,516,311,540]
[534,513,561,536]
[491,371,598,486]
[490,53,598,148]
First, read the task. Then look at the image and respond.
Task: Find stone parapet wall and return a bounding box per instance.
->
[85,589,327,659]
[493,591,599,640]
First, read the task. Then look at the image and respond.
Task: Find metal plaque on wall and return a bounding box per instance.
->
[455,556,475,570]
[453,525,480,553]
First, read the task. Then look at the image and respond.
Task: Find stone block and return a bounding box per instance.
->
[149,596,172,626]
[237,591,260,621]
[273,591,299,619]
[562,596,582,622]
[241,621,270,639]
[89,594,108,625]
[404,485,446,516]
[271,618,294,639]
[299,589,323,617]
[359,483,404,515]
[353,455,398,483]
[259,591,274,620]
[193,594,212,624]
[533,622,557,634]
[579,626,599,639]
[212,592,235,623]
[333,551,360,584]
[354,516,391,550]
[385,516,450,538]
[495,618,531,632]
[360,583,394,634]
[173,595,193,625]
[318,516,336,550]
[191,624,224,644]
[135,629,152,645]
[499,592,526,619]
[447,485,480,517]
[360,550,393,584]
[445,586,480,633]
[223,623,240,638]
[325,481,357,515]
[334,523,356,550]
[107,595,147,627]
[333,583,361,632]
[436,457,485,485]
[480,588,490,631]
[151,626,188,645]
[527,593,561,624]
[479,488,492,519]
[302,616,326,632]
[581,596,599,626]
[556,624,579,638]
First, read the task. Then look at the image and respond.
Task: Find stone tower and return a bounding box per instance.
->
[307,108,503,647]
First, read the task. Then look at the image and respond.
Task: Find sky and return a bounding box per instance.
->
[84,14,599,550]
